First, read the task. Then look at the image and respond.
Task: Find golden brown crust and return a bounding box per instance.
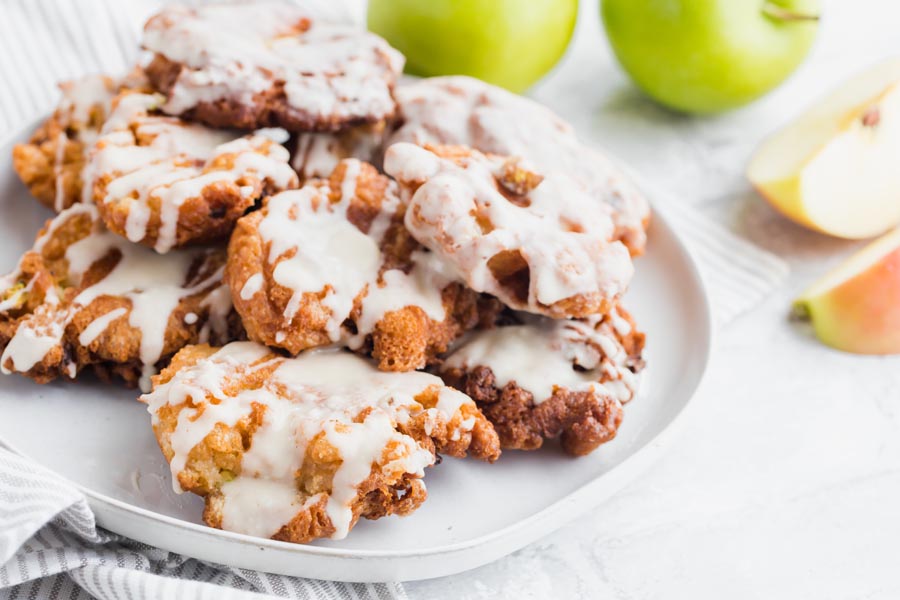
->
[145,53,395,133]
[88,91,299,252]
[440,308,645,457]
[148,343,499,543]
[386,143,634,320]
[442,366,624,457]
[226,160,502,371]
[0,208,242,386]
[12,117,86,211]
[12,72,151,212]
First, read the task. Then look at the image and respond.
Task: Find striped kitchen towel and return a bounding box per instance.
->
[644,182,790,326]
[0,0,789,599]
[0,446,406,600]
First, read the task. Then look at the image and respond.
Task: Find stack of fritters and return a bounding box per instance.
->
[4,1,649,543]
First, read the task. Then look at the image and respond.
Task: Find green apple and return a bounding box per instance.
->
[367,0,577,93]
[601,0,820,114]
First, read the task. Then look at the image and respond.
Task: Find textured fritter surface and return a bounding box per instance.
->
[0,204,240,389]
[389,76,651,255]
[227,159,501,371]
[88,91,298,253]
[440,307,645,456]
[385,143,634,320]
[12,75,119,212]
[142,2,404,131]
[144,342,500,543]
[290,122,387,181]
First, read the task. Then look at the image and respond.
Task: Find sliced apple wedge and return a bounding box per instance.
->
[748,59,900,239]
[794,227,900,353]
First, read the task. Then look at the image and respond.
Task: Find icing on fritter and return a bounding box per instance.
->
[389,76,650,252]
[142,343,475,539]
[443,307,641,405]
[384,143,634,317]
[291,124,386,180]
[0,204,231,390]
[245,159,448,347]
[87,92,297,252]
[142,2,404,128]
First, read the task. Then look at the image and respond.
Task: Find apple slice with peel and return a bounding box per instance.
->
[748,59,900,239]
[794,227,900,354]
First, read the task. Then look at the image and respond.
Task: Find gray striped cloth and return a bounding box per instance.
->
[0,0,788,599]
[0,446,405,600]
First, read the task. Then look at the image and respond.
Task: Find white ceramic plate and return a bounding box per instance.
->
[0,120,712,583]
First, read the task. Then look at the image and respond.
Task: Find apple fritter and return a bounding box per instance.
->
[226,158,501,372]
[0,204,241,390]
[86,91,298,253]
[13,74,119,212]
[384,143,634,319]
[389,76,651,254]
[142,2,404,131]
[143,342,500,543]
[440,306,645,456]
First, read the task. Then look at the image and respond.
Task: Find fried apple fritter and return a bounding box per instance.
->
[384,143,634,320]
[142,3,404,131]
[0,204,241,389]
[12,75,118,212]
[388,76,651,255]
[440,306,645,456]
[87,91,298,253]
[226,159,501,372]
[143,342,500,543]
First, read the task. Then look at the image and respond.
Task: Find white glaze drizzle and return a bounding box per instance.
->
[0,205,228,389]
[239,273,263,301]
[389,76,650,247]
[384,143,634,314]
[142,3,403,124]
[443,308,640,405]
[58,75,117,128]
[255,159,447,346]
[48,75,118,212]
[89,92,297,253]
[197,281,233,346]
[78,307,128,346]
[220,479,315,539]
[142,343,475,539]
[0,312,65,374]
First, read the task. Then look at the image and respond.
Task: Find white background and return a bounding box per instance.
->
[407,1,900,598]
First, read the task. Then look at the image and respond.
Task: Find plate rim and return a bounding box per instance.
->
[0,117,714,572]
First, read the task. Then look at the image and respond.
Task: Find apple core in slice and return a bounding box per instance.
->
[749,59,900,239]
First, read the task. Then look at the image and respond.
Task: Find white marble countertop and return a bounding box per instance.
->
[407,1,900,598]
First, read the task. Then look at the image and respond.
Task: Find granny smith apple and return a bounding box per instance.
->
[367,0,577,93]
[601,0,820,113]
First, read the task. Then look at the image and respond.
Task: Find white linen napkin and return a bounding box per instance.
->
[648,188,789,326]
[0,0,789,598]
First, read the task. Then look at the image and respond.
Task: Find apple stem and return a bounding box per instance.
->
[761,2,820,22]
[790,301,811,322]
